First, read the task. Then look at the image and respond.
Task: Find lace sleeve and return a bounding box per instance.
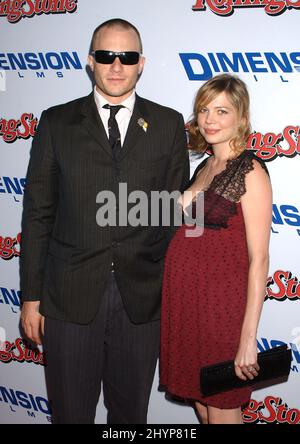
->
[210,150,269,203]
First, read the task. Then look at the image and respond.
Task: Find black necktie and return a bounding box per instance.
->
[103,104,124,157]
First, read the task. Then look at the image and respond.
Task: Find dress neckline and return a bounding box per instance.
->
[191,150,248,203]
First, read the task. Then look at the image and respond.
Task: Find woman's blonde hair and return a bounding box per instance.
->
[188,74,251,156]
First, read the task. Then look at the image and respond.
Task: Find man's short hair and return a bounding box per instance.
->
[91,18,143,53]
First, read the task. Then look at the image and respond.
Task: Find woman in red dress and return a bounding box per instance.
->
[160,74,272,424]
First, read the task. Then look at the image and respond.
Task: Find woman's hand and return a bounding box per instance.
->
[234,339,260,381]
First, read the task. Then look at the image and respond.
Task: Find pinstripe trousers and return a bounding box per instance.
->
[43,272,160,424]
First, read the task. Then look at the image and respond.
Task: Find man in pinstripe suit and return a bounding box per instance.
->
[20,18,189,424]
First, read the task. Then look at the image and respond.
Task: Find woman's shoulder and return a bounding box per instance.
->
[226,150,270,181]
[213,150,270,203]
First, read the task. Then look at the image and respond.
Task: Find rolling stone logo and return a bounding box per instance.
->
[0,337,45,365]
[0,113,38,143]
[0,0,77,24]
[0,233,21,260]
[192,0,300,16]
[266,270,299,301]
[246,126,300,161]
[243,396,300,424]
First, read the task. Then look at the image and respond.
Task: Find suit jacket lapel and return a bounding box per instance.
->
[79,92,113,158]
[78,93,149,160]
[118,95,149,161]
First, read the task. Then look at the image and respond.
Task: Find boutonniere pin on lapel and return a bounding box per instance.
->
[137,118,148,133]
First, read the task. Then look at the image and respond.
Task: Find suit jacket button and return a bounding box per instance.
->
[112,241,118,248]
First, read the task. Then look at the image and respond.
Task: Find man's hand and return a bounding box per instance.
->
[21,301,45,345]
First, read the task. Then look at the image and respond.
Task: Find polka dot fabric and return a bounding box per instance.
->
[159,152,268,409]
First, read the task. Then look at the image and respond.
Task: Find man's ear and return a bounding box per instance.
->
[138,56,145,75]
[87,55,94,72]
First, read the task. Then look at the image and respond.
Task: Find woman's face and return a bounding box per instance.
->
[197,91,240,150]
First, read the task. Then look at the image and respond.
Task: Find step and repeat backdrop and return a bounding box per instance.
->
[0,0,299,424]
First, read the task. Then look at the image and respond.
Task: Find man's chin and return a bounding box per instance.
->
[99,87,134,101]
[107,88,131,97]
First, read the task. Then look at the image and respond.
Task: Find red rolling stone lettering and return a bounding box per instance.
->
[0,0,78,24]
[247,126,300,161]
[266,270,300,301]
[0,113,38,143]
[0,234,21,260]
[0,338,45,365]
[191,0,300,16]
[243,396,300,424]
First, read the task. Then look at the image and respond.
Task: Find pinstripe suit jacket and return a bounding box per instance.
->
[20,92,189,324]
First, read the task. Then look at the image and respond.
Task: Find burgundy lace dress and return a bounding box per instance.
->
[160,150,269,409]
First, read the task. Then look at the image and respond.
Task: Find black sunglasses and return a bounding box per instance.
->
[91,50,140,65]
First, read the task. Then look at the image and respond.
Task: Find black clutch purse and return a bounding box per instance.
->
[200,345,292,397]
